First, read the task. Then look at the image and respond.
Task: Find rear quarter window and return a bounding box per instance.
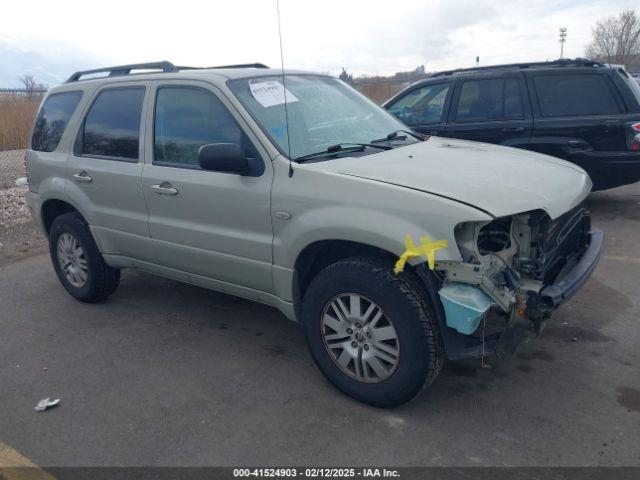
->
[31,91,83,152]
[532,74,621,117]
[620,71,640,106]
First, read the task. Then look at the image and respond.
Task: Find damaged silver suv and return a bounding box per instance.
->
[26,62,603,407]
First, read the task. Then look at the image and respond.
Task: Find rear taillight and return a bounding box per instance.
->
[627,123,640,151]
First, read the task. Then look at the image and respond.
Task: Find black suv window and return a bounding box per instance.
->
[387,83,450,125]
[532,74,621,117]
[31,91,83,152]
[79,87,145,160]
[154,87,245,167]
[454,78,523,122]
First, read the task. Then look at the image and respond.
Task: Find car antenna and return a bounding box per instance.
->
[277,0,294,177]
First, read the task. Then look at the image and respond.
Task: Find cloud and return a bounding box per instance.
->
[0,36,106,86]
[0,0,637,86]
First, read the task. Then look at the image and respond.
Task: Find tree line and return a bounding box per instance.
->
[587,9,640,69]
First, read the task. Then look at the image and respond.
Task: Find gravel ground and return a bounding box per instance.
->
[0,150,46,266]
[0,185,30,228]
[0,149,26,189]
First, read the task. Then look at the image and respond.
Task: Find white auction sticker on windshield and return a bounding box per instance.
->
[250,80,299,108]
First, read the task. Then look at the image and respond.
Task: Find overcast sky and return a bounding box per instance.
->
[0,0,637,84]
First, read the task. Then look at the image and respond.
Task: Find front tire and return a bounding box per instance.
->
[301,256,443,407]
[49,212,120,303]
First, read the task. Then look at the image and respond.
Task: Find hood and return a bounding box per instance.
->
[306,137,591,219]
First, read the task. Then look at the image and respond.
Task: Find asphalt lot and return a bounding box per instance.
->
[0,183,639,468]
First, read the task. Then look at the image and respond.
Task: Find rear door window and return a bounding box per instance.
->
[78,87,145,160]
[31,91,83,152]
[454,78,523,122]
[532,74,621,117]
[387,83,450,125]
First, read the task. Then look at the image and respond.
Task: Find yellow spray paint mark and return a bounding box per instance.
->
[394,235,448,274]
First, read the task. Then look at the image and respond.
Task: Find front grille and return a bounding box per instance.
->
[516,203,591,284]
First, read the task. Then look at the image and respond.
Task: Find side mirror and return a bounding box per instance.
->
[198,143,248,175]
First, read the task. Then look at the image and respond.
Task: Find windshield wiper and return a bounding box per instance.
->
[295,142,392,163]
[371,129,426,144]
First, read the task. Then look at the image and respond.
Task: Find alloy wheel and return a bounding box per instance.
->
[57,232,88,288]
[321,293,400,383]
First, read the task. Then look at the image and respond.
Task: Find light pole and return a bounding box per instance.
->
[559,28,567,59]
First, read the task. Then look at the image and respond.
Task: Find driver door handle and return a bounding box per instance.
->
[151,183,179,196]
[500,127,525,133]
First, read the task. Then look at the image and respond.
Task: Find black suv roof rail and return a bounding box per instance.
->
[429,58,607,78]
[67,61,269,83]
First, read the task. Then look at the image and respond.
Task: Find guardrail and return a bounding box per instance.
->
[0,88,47,96]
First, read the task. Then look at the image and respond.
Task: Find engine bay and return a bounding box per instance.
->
[438,204,591,328]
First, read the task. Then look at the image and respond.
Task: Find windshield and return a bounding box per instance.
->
[228,75,418,160]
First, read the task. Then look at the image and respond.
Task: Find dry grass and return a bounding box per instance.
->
[0,94,41,151]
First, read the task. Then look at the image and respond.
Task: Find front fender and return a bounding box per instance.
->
[272,158,492,270]
[275,205,464,269]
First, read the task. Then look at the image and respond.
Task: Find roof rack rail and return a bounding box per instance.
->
[67,61,270,82]
[206,63,269,69]
[176,63,269,70]
[429,58,606,78]
[67,61,178,82]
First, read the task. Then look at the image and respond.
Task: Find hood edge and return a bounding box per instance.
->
[330,171,497,219]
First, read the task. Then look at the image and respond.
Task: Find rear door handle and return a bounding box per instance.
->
[72,172,92,183]
[500,127,525,133]
[566,140,590,150]
[150,183,179,196]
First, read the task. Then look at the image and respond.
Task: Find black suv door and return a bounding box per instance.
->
[384,81,453,136]
[525,70,628,189]
[444,73,532,147]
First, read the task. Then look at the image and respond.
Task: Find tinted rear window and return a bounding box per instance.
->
[31,91,83,152]
[454,78,523,122]
[533,74,621,117]
[80,88,145,160]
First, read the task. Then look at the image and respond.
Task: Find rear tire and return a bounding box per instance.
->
[301,256,443,407]
[49,212,120,303]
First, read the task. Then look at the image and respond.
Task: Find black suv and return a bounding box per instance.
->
[384,59,640,190]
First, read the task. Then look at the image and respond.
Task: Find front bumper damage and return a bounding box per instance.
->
[420,229,604,361]
[537,229,604,310]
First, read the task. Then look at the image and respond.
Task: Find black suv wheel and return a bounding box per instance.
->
[49,212,120,303]
[301,256,443,407]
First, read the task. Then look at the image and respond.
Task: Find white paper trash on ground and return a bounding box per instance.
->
[14,177,28,187]
[35,398,60,411]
